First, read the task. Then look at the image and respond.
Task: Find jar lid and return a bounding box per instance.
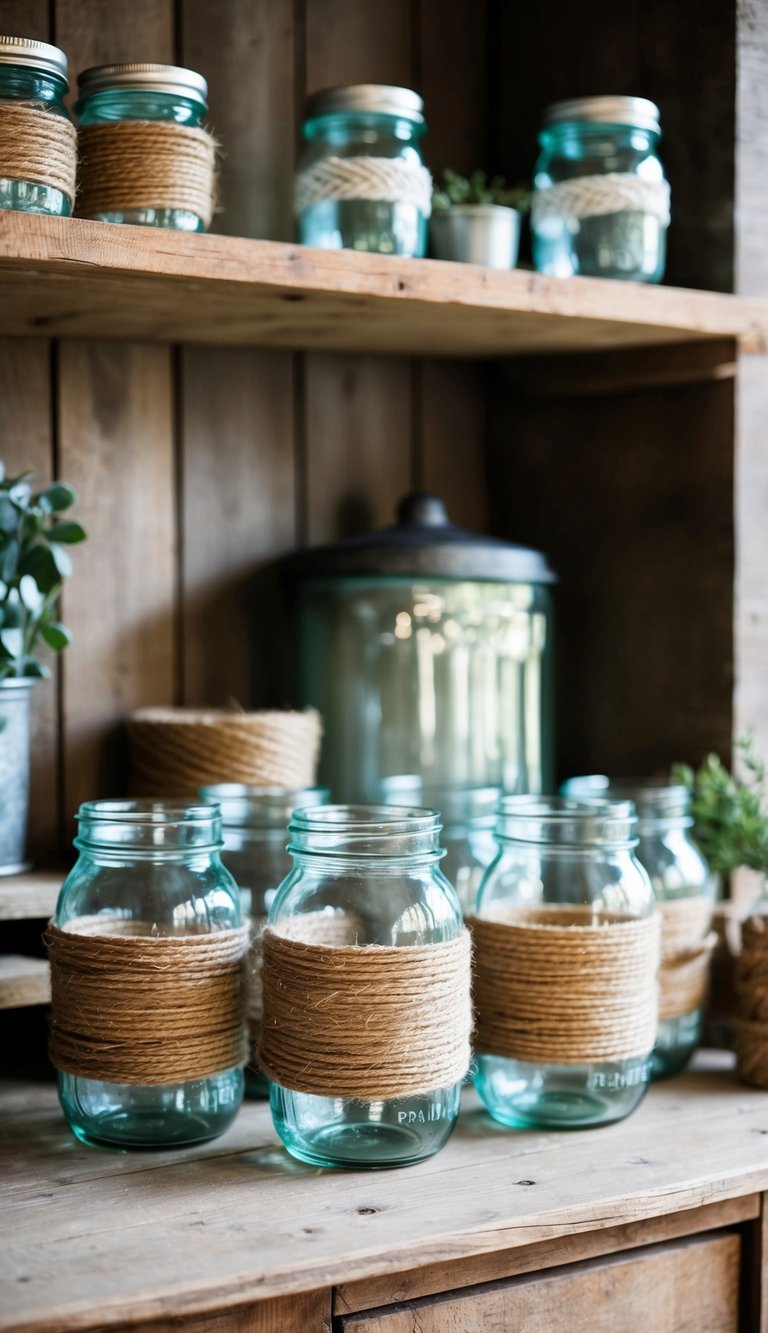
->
[0,36,68,80]
[77,62,208,105]
[543,95,661,134]
[284,492,555,584]
[305,84,424,124]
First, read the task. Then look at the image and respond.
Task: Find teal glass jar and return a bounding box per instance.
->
[199,783,330,1098]
[0,37,74,216]
[532,96,669,282]
[473,797,657,1129]
[295,85,431,256]
[264,805,468,1168]
[75,63,210,231]
[563,776,714,1079]
[51,801,245,1148]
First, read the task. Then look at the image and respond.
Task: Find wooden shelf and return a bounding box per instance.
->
[0,870,61,922]
[0,957,50,1009]
[1,213,767,358]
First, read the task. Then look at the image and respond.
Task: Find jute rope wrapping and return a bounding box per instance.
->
[734,915,768,1088]
[45,917,249,1085]
[470,906,661,1065]
[658,897,716,1021]
[76,121,217,227]
[127,706,322,797]
[258,915,472,1098]
[0,104,77,203]
[294,155,433,217]
[532,172,671,227]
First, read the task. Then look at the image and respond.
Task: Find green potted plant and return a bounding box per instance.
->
[430,169,530,269]
[0,464,86,874]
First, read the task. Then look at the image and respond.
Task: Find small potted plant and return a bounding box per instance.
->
[430,168,530,269]
[0,464,86,873]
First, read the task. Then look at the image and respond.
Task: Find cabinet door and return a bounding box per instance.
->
[340,1232,740,1333]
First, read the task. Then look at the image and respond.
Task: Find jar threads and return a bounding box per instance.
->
[0,36,75,216]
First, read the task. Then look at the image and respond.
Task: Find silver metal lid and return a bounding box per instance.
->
[0,36,68,81]
[544,96,661,134]
[77,62,208,105]
[305,83,424,123]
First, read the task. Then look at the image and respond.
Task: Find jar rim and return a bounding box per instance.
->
[562,776,691,823]
[199,785,330,828]
[543,95,661,134]
[497,795,637,847]
[77,62,207,106]
[78,799,216,824]
[290,803,440,835]
[305,83,424,123]
[0,36,67,81]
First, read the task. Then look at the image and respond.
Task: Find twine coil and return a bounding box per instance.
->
[734,915,768,1088]
[127,706,322,797]
[76,121,216,227]
[295,155,432,217]
[532,172,671,227]
[258,917,472,1099]
[470,906,660,1065]
[46,917,249,1085]
[0,104,77,203]
[658,897,716,1021]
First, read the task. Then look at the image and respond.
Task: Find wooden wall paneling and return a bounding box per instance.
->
[55,0,176,817]
[180,1,298,709]
[0,0,59,862]
[303,0,415,544]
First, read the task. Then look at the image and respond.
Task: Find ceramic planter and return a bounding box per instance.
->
[0,678,35,874]
[430,204,521,268]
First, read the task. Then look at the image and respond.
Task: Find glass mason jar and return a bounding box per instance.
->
[532,96,669,282]
[473,796,657,1129]
[52,801,245,1148]
[379,776,499,917]
[266,805,466,1167]
[75,63,209,231]
[295,84,430,256]
[0,36,73,216]
[199,783,330,1097]
[563,776,714,1078]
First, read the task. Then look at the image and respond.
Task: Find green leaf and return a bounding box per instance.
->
[46,521,86,545]
[0,497,17,534]
[18,545,60,595]
[0,538,19,583]
[22,658,50,678]
[50,544,72,578]
[19,575,44,613]
[35,482,77,513]
[41,622,71,652]
[0,628,23,660]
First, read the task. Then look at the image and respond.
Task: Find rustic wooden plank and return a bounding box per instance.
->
[180,0,297,710]
[419,361,488,531]
[0,957,49,1009]
[0,870,61,921]
[339,1233,741,1331]
[105,1290,332,1333]
[335,1195,758,1314]
[508,340,737,400]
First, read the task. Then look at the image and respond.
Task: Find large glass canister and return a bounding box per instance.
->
[259,805,471,1168]
[562,776,715,1079]
[295,84,431,256]
[287,492,555,803]
[472,797,658,1129]
[46,801,246,1148]
[532,96,669,282]
[199,783,330,1098]
[0,37,75,216]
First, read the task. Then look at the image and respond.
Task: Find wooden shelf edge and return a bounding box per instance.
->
[0,213,766,357]
[0,956,50,1009]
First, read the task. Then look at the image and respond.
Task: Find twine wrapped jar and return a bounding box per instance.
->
[46,801,247,1149]
[532,96,669,282]
[199,783,330,1098]
[295,84,431,256]
[0,36,76,216]
[563,776,716,1079]
[471,796,659,1130]
[75,63,215,231]
[258,805,472,1168]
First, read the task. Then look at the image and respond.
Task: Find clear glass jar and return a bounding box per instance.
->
[532,96,669,282]
[474,796,656,1129]
[199,783,330,1097]
[53,800,244,1148]
[267,805,465,1167]
[379,777,499,917]
[0,37,73,216]
[75,63,209,231]
[562,776,714,1078]
[296,84,430,256]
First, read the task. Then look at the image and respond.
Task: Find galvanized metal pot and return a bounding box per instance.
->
[430,205,521,268]
[0,678,36,875]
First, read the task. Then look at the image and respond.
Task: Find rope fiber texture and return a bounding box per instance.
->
[46,917,249,1085]
[658,897,716,1021]
[0,103,77,202]
[295,155,432,216]
[533,172,671,227]
[76,121,216,226]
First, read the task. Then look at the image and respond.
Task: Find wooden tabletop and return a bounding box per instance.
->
[2,1052,768,1331]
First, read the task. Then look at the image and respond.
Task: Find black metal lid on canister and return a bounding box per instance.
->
[283,491,555,583]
